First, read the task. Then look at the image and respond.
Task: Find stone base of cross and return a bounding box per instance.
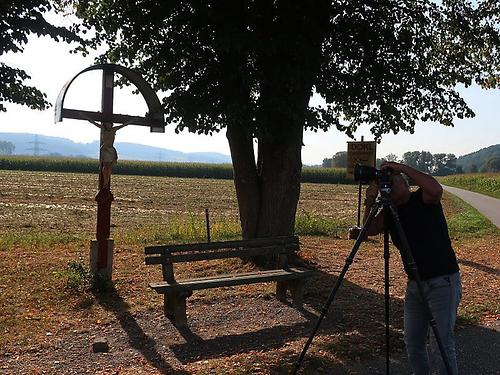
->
[90,238,114,279]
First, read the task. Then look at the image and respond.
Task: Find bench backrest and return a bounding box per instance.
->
[145,236,299,265]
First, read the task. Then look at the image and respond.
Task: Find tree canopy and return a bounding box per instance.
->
[0,0,79,112]
[71,0,500,139]
[58,1,500,238]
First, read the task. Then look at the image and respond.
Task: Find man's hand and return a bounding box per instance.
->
[382,161,443,204]
[380,161,406,174]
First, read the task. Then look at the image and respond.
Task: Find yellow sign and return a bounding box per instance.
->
[346,141,377,179]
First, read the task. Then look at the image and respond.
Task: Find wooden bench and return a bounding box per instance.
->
[145,235,315,327]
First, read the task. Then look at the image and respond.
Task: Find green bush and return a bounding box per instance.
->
[54,257,91,290]
[53,256,112,292]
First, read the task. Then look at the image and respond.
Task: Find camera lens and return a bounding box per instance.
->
[354,164,394,185]
[354,164,378,184]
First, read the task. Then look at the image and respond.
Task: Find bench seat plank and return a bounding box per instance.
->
[145,235,298,255]
[145,245,296,264]
[149,267,315,293]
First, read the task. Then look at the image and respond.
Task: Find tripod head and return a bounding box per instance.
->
[353,164,395,202]
[378,178,393,202]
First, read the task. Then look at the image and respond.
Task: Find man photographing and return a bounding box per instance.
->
[363,161,462,375]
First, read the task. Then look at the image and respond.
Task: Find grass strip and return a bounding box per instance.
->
[0,211,350,250]
[445,193,499,238]
[0,230,84,251]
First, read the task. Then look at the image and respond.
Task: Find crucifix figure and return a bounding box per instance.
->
[81,113,139,189]
[99,123,123,189]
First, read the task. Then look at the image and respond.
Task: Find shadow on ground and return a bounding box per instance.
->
[92,267,408,374]
[458,258,499,276]
[94,286,190,374]
[88,265,498,374]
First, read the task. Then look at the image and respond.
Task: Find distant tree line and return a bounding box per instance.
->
[323,150,470,176]
[323,151,348,168]
[396,151,462,175]
[474,156,500,173]
[323,148,500,174]
[322,144,500,174]
[456,144,500,173]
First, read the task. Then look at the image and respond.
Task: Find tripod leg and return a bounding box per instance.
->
[292,201,382,375]
[383,207,391,375]
[387,204,453,375]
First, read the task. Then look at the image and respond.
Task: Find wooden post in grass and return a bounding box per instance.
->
[55,64,165,281]
[205,208,211,242]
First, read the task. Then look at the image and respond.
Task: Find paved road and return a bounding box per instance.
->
[442,185,500,228]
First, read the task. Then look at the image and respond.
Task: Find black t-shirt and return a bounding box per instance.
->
[389,188,459,280]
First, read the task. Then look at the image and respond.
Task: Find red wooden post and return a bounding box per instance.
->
[95,188,114,269]
[95,68,115,271]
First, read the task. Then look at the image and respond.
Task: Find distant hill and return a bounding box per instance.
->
[0,132,232,164]
[456,144,500,173]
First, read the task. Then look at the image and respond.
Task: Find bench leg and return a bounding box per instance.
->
[164,291,192,328]
[276,281,288,301]
[289,280,305,308]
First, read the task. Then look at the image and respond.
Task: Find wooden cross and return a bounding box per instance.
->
[55,64,165,278]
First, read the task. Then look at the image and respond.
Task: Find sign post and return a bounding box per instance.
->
[346,138,377,239]
[346,139,377,178]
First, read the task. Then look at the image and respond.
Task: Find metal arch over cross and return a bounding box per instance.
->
[55,63,165,280]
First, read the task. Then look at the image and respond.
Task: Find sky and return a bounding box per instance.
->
[1,28,499,165]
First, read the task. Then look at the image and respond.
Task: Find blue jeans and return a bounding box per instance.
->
[404,272,462,375]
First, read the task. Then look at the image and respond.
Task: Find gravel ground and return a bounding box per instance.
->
[2,295,498,375]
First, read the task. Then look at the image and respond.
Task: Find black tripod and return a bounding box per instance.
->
[292,185,453,375]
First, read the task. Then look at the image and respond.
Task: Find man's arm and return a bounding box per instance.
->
[77,111,103,128]
[381,161,443,204]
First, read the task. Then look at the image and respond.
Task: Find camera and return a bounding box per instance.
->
[353,164,394,185]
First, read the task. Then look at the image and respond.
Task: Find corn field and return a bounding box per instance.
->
[0,156,350,184]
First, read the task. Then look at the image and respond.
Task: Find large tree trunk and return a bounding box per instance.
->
[226,84,309,241]
[223,0,329,242]
[255,124,303,237]
[226,119,304,240]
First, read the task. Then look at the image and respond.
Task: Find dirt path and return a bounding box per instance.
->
[442,185,500,228]
[348,321,500,375]
[2,298,498,375]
